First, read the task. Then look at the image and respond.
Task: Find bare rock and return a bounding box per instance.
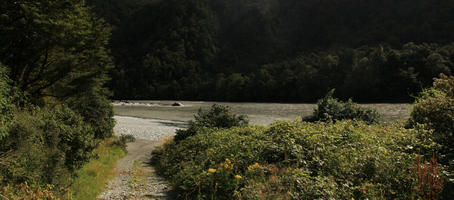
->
[171,102,183,107]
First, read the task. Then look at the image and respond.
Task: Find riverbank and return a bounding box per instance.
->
[113,100,411,124]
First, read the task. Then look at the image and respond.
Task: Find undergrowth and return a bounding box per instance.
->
[153,120,434,199]
[174,104,248,141]
[304,89,380,123]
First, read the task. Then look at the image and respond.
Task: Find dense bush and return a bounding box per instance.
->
[304,90,381,123]
[66,90,115,139]
[174,104,248,141]
[407,74,454,198]
[0,105,96,193]
[408,74,454,156]
[153,120,428,199]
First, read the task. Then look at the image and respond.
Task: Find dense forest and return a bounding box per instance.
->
[88,0,454,102]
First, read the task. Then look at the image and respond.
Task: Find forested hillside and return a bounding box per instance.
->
[89,0,454,102]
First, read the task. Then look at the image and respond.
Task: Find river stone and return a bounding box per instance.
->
[171,102,183,106]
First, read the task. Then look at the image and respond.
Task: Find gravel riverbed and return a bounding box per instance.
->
[113,116,187,140]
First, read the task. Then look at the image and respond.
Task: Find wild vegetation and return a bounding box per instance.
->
[2,0,454,199]
[174,104,249,141]
[70,138,126,200]
[153,75,454,199]
[407,74,454,198]
[0,0,118,198]
[303,90,380,123]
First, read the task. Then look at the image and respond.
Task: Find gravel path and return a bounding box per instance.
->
[98,116,184,200]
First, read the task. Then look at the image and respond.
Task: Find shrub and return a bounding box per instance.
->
[174,104,249,141]
[415,155,444,200]
[66,90,115,139]
[114,134,136,150]
[0,105,96,193]
[119,134,136,143]
[408,74,454,157]
[407,74,454,198]
[1,183,59,200]
[153,120,427,199]
[303,89,380,123]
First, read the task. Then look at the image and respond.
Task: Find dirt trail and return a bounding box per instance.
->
[98,116,178,200]
[98,139,173,200]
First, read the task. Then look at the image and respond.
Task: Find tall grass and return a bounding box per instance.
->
[70,138,126,200]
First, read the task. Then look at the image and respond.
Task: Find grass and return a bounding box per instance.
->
[127,161,149,192]
[70,138,126,200]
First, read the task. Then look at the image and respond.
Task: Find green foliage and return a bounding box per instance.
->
[0,0,115,198]
[66,90,115,139]
[0,63,13,139]
[119,134,136,143]
[114,134,137,150]
[71,138,126,200]
[407,74,454,198]
[304,90,380,123]
[408,74,454,159]
[0,0,114,136]
[0,105,96,193]
[0,0,113,102]
[174,104,248,141]
[153,120,428,199]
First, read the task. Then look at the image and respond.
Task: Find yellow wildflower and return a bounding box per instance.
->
[222,158,234,170]
[234,175,242,179]
[208,168,216,173]
[248,163,260,170]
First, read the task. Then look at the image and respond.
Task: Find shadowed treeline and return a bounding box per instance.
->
[89,0,454,102]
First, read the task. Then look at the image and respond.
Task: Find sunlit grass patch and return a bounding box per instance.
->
[70,138,126,200]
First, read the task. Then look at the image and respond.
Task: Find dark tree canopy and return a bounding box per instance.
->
[90,0,454,102]
[0,0,112,102]
[0,0,115,138]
